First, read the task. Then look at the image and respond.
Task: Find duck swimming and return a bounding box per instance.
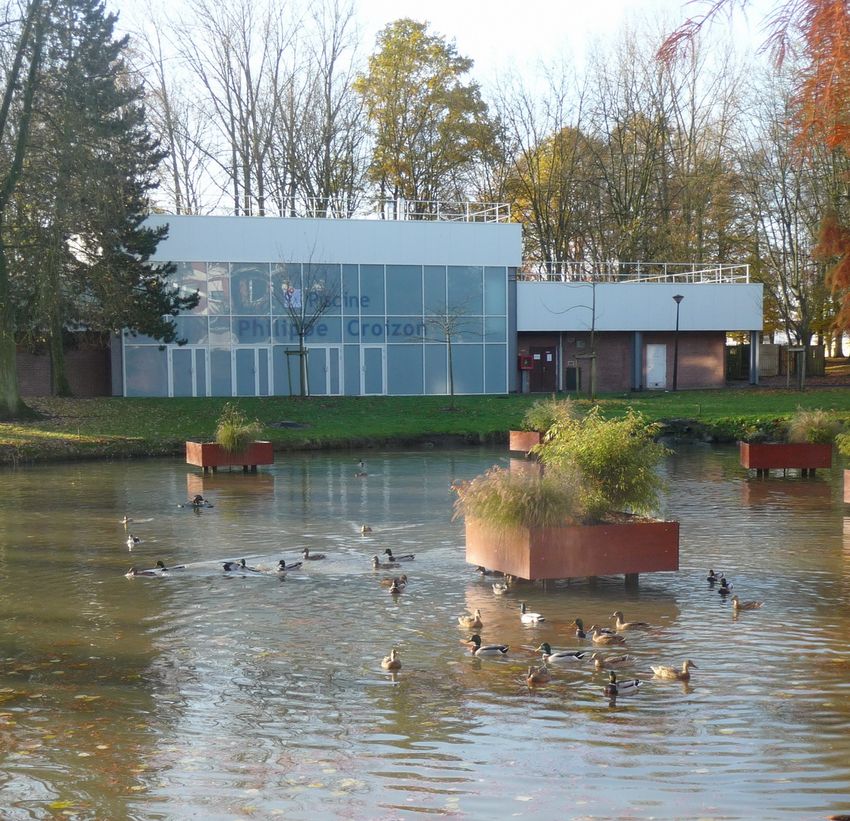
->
[379,574,408,589]
[573,618,588,639]
[650,659,697,681]
[707,569,719,584]
[457,609,483,630]
[372,555,400,569]
[611,610,651,631]
[381,648,401,670]
[355,460,368,478]
[717,577,732,595]
[526,665,552,686]
[604,671,642,697]
[467,634,508,657]
[277,559,303,571]
[384,548,414,562]
[302,548,326,561]
[126,534,141,549]
[360,524,373,535]
[535,643,590,664]
[388,579,405,595]
[520,602,545,624]
[125,565,163,578]
[591,652,632,671]
[730,595,764,611]
[587,626,626,646]
[475,566,504,577]
[121,515,133,526]
[492,582,509,595]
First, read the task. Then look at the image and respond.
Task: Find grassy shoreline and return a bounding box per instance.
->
[2,388,850,466]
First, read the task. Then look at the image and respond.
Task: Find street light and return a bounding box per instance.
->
[672,294,684,391]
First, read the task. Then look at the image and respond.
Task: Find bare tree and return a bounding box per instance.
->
[425,303,475,408]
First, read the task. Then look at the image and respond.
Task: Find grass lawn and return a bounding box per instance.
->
[2,385,850,465]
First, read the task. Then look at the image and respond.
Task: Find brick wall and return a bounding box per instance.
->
[17,349,111,397]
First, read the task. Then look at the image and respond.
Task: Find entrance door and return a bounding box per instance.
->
[646,343,667,389]
[235,347,271,396]
[170,347,208,397]
[305,347,342,396]
[362,346,385,395]
[529,346,557,392]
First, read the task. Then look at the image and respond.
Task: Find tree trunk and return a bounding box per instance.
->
[299,333,308,397]
[48,324,71,396]
[0,238,24,418]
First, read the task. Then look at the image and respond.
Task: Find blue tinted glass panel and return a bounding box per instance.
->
[363,347,384,394]
[344,345,360,395]
[233,317,270,344]
[387,345,423,394]
[307,348,327,395]
[423,317,446,343]
[386,265,422,314]
[448,266,483,313]
[235,348,256,396]
[209,316,235,345]
[424,266,447,313]
[173,262,207,314]
[125,346,167,397]
[231,263,270,315]
[485,344,507,393]
[484,316,506,342]
[361,318,387,342]
[172,348,193,397]
[305,264,342,315]
[122,326,162,345]
[329,348,340,394]
[210,348,232,396]
[424,345,447,395]
[343,265,360,314]
[456,316,483,343]
[485,267,507,314]
[453,344,484,394]
[258,348,269,396]
[310,317,341,343]
[360,265,384,316]
[271,263,302,316]
[194,349,207,396]
[344,316,361,342]
[386,316,425,344]
[174,316,208,345]
[208,263,230,315]
[273,345,298,396]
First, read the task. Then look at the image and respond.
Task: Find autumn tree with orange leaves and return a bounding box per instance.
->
[663,0,850,343]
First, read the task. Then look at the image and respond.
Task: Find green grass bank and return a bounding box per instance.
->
[3,388,850,466]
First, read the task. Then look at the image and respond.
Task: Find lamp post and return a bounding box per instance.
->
[672,294,684,391]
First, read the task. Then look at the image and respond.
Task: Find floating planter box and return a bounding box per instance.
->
[186,441,274,473]
[739,442,832,476]
[465,517,679,582]
[509,430,542,454]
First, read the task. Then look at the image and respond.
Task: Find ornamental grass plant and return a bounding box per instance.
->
[214,402,264,454]
[520,396,578,435]
[785,407,841,444]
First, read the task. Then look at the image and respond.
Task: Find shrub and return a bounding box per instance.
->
[786,407,841,444]
[536,407,669,523]
[521,396,578,435]
[836,431,850,457]
[214,402,263,454]
[452,466,583,528]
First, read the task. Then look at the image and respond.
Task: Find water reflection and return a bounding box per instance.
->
[0,446,849,818]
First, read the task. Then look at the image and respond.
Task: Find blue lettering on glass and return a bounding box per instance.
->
[316,324,327,337]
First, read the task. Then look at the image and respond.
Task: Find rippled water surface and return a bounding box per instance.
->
[1,445,850,820]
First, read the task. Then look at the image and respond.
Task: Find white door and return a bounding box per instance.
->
[169,347,208,397]
[361,346,386,395]
[646,344,667,390]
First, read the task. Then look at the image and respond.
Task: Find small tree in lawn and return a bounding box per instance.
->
[425,303,473,409]
[272,263,339,396]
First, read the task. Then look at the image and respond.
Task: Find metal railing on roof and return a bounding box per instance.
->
[517,261,750,284]
[159,198,512,224]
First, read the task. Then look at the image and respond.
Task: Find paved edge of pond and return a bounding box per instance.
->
[0,420,746,468]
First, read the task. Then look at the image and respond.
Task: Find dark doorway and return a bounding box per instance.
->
[565,366,581,392]
[529,346,557,392]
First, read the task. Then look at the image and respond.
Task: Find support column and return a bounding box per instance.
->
[632,331,643,391]
[749,330,760,385]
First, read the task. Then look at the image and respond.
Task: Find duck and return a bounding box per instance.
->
[388,579,405,595]
[238,558,261,572]
[360,524,373,535]
[121,515,133,526]
[535,643,590,664]
[717,577,732,596]
[591,652,632,671]
[731,595,764,611]
[154,560,186,572]
[372,555,400,569]
[381,649,401,670]
[302,548,326,561]
[492,582,509,595]
[126,534,141,549]
[380,574,408,589]
[475,566,505,577]
[650,659,697,681]
[707,569,719,584]
[467,634,508,657]
[222,560,258,573]
[610,610,651,631]
[457,609,484,630]
[125,565,163,578]
[277,559,303,571]
[384,548,414,562]
[520,602,545,624]
[603,671,642,697]
[355,460,368,478]
[526,665,552,686]
[587,626,626,646]
[573,618,588,639]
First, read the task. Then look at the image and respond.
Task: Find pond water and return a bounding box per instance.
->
[1,445,849,820]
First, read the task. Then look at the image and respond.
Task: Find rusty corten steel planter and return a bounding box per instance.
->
[739,442,832,471]
[186,441,274,473]
[465,517,679,582]
[508,430,542,454]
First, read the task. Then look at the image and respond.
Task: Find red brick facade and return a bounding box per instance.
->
[16,349,111,397]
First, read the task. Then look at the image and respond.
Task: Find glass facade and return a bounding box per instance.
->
[123,262,509,397]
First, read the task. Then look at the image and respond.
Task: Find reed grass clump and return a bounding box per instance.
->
[521,396,578,435]
[786,407,841,444]
[214,402,263,454]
